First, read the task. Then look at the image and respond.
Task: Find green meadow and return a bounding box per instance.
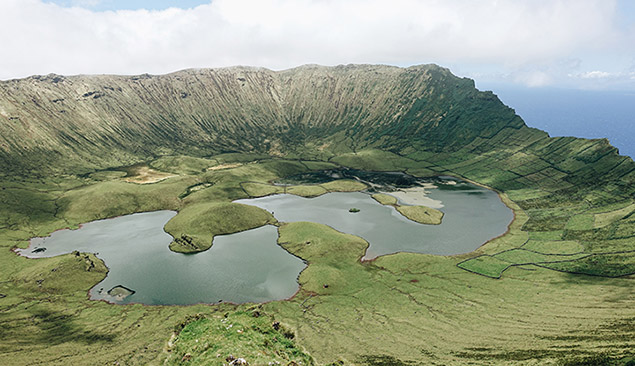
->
[0,146,633,365]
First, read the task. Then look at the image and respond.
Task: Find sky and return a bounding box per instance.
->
[0,0,634,90]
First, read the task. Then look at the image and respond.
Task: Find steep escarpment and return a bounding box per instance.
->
[0,64,529,176]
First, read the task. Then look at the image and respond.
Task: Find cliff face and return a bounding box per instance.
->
[0,64,531,175]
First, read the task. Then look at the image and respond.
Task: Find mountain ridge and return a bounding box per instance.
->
[0,64,537,175]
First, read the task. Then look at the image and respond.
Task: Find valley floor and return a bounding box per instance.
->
[0,150,633,365]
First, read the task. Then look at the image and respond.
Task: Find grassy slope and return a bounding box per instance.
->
[0,65,633,365]
[266,222,634,365]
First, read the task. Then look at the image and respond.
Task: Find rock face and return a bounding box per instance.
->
[0,64,525,176]
[0,64,631,214]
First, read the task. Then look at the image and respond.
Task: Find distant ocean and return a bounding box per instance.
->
[478,84,635,159]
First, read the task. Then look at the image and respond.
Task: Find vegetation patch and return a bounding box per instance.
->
[538,252,635,277]
[395,205,443,225]
[493,249,588,264]
[58,177,192,223]
[165,310,313,366]
[565,214,595,231]
[594,203,635,229]
[122,165,177,184]
[287,185,329,198]
[320,179,368,192]
[150,155,217,175]
[241,182,285,197]
[457,255,512,278]
[165,202,277,253]
[207,163,244,171]
[179,182,214,199]
[522,240,584,255]
[330,150,418,171]
[371,193,398,206]
[528,231,563,241]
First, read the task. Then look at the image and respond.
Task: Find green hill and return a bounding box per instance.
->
[0,65,633,365]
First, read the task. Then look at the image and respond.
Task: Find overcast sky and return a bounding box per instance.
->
[1,0,634,89]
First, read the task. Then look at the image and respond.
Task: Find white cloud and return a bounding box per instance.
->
[70,0,102,7]
[579,70,613,79]
[513,71,553,87]
[0,0,631,89]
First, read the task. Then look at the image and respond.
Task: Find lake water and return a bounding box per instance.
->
[237,181,513,260]
[18,175,513,305]
[18,211,306,305]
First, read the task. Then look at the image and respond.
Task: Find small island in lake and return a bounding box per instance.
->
[371,193,444,225]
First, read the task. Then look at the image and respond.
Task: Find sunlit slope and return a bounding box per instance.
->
[0,64,528,176]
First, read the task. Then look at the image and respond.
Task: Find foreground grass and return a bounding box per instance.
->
[265,221,634,365]
[165,311,313,366]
